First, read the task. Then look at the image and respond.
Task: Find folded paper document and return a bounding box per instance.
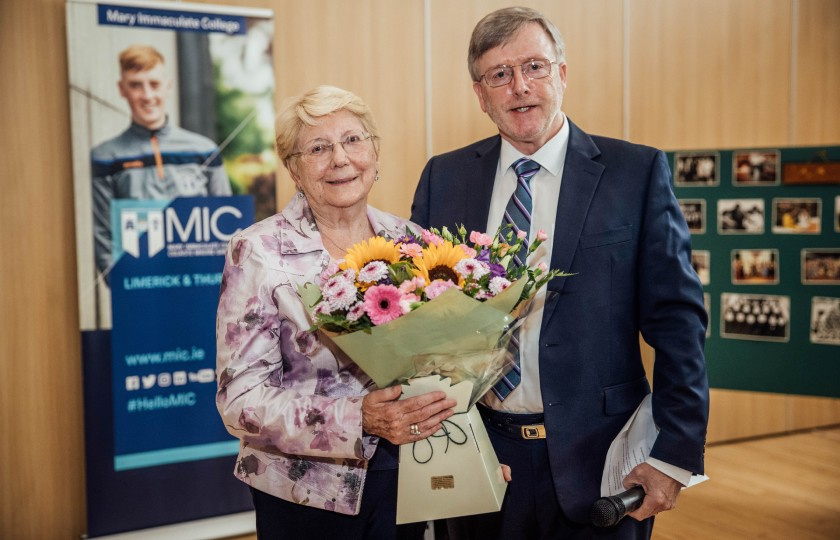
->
[601,394,708,497]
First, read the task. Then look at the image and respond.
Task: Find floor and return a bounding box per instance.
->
[228,426,840,539]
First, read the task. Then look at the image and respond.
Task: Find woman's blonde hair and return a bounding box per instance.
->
[275,86,379,172]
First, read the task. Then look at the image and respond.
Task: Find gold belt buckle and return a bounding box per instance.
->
[521,424,546,439]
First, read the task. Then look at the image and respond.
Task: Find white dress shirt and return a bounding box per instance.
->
[480,114,691,486]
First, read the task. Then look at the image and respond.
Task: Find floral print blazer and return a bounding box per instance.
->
[216,194,415,515]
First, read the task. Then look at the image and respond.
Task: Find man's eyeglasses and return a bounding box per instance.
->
[480,59,557,88]
[290,132,376,163]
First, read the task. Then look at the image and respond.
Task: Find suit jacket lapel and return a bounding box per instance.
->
[547,121,605,293]
[463,136,501,234]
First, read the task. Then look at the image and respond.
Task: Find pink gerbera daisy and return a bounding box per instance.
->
[363,285,405,325]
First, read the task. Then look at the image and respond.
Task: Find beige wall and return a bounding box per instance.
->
[2,0,839,537]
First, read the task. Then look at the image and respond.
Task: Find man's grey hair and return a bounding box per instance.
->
[468,6,565,82]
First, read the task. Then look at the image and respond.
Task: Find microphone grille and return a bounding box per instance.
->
[590,498,622,528]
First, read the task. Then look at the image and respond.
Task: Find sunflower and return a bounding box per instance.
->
[412,241,468,286]
[340,236,401,273]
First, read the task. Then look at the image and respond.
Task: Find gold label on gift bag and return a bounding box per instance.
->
[431,475,455,490]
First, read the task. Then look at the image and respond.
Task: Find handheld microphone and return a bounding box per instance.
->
[590,486,645,527]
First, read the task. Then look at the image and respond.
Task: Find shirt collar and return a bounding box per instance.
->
[499,113,569,177]
[128,116,172,137]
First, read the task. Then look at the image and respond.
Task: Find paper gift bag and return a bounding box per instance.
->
[395,376,507,524]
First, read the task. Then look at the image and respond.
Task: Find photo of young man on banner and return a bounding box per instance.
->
[66,0,276,536]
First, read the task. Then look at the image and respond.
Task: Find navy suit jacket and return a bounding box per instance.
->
[411,120,709,522]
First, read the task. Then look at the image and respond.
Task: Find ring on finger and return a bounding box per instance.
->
[409,424,420,436]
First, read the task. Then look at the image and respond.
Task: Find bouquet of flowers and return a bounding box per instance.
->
[299,224,568,402]
[299,224,569,523]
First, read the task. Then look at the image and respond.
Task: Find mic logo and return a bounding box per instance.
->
[118,203,243,260]
[119,208,164,259]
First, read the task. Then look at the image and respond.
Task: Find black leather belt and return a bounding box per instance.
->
[478,404,546,439]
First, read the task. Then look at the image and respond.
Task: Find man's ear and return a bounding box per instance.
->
[557,62,568,90]
[472,81,488,114]
[117,78,127,99]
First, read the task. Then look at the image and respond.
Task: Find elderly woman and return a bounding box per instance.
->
[216,86,456,538]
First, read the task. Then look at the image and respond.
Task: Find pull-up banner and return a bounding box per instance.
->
[66,0,276,536]
[109,197,249,472]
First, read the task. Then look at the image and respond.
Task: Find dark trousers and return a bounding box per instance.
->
[250,440,426,540]
[444,406,653,540]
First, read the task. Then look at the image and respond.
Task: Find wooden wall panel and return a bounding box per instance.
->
[271,0,427,217]
[0,0,87,537]
[200,0,427,217]
[707,389,789,442]
[628,0,793,149]
[793,0,840,145]
[788,395,840,431]
[428,0,624,157]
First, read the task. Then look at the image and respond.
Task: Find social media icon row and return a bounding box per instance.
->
[125,368,215,391]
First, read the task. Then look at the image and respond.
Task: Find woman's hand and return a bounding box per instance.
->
[362,385,457,445]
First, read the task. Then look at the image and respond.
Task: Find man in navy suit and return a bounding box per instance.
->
[411,7,709,539]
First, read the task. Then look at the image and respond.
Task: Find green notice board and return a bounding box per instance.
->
[668,146,839,398]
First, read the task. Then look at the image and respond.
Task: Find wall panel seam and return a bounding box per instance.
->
[622,0,630,141]
[789,0,799,145]
[424,0,432,160]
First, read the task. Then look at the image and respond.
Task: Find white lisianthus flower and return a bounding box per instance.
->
[345,302,365,322]
[313,301,333,317]
[323,280,359,311]
[358,260,389,283]
[488,276,512,295]
[454,258,489,280]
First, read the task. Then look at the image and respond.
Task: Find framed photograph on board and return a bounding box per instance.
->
[678,199,706,234]
[718,199,764,234]
[704,293,711,338]
[691,250,711,285]
[721,292,790,342]
[733,150,780,186]
[783,160,840,185]
[802,249,840,285]
[810,297,840,345]
[835,195,840,232]
[771,198,821,234]
[674,152,719,186]
[731,249,778,285]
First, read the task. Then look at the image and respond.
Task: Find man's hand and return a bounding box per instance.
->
[623,462,682,521]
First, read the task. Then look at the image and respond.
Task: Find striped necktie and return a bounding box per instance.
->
[493,157,540,400]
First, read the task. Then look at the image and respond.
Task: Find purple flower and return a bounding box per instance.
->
[395,234,419,245]
[489,263,506,279]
